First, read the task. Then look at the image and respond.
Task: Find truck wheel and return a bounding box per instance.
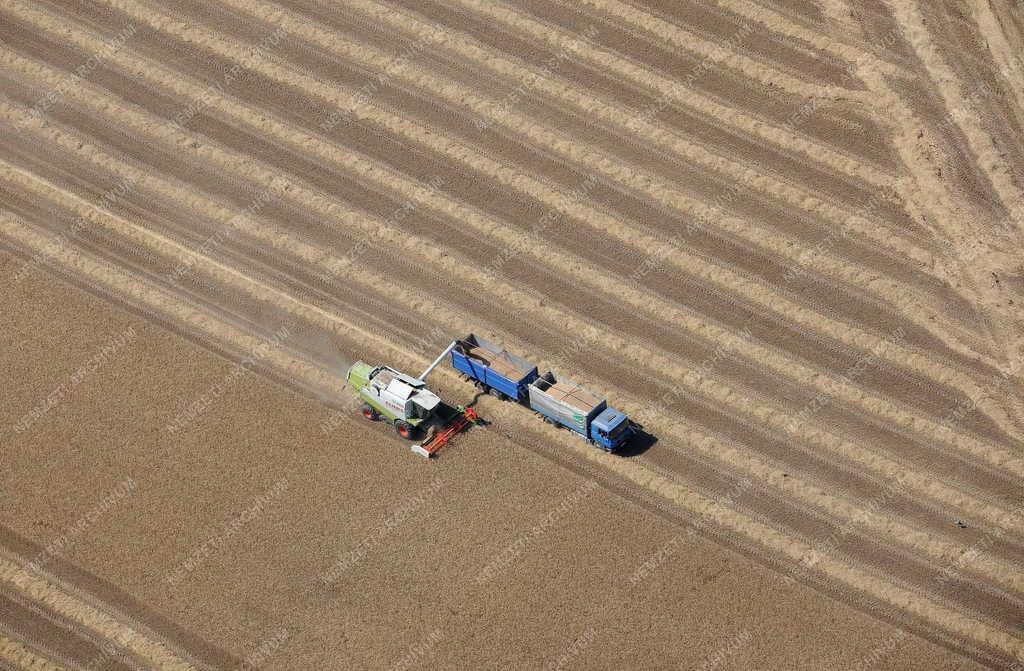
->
[394,420,416,440]
[488,388,508,401]
[360,404,379,421]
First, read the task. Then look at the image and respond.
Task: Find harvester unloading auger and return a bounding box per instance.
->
[346,335,634,459]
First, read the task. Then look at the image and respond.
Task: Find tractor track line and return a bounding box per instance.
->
[845,5,1024,413]
[0,554,198,671]
[51,0,1019,417]
[4,212,1023,664]
[4,47,1022,541]
[176,0,994,365]
[1,137,439,373]
[884,0,1024,227]
[114,0,952,318]
[0,212,338,410]
[967,0,1024,132]
[815,0,864,36]
[499,418,1013,668]
[436,0,897,185]
[879,0,1024,381]
[4,78,1022,544]
[640,444,1024,634]
[552,0,858,98]
[336,0,948,276]
[0,633,68,671]
[355,0,920,242]
[7,147,1024,601]
[8,10,999,422]
[706,0,908,78]
[556,0,863,91]
[0,587,145,671]
[5,5,1016,480]
[81,0,1015,389]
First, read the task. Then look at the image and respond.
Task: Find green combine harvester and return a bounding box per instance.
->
[345,362,443,439]
[345,341,458,444]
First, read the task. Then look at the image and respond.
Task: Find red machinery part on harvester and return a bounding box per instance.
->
[411,406,479,458]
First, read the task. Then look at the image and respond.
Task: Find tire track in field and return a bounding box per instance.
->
[884,0,1024,226]
[73,0,1019,436]
[92,0,996,377]
[6,0,1023,664]
[0,211,336,402]
[7,156,1024,601]
[702,0,990,322]
[559,0,858,98]
[968,0,1024,131]
[842,0,1024,397]
[7,96,1023,602]
[4,205,1024,666]
[0,554,197,671]
[0,585,143,671]
[8,1,1015,491]
[339,0,945,277]
[0,633,67,671]
[4,31,1019,491]
[434,0,897,184]
[816,0,863,36]
[708,0,906,76]
[5,73,1021,548]
[133,0,935,280]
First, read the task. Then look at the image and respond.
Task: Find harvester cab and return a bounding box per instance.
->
[346,361,443,439]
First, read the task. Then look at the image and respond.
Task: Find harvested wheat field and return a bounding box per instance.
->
[0,0,1022,668]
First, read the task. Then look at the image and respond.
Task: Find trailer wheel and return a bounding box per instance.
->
[394,420,416,440]
[360,404,379,421]
[489,388,508,401]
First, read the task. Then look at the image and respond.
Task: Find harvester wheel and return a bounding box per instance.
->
[360,404,379,421]
[395,420,416,440]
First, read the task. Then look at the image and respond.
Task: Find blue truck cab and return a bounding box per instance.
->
[590,406,632,451]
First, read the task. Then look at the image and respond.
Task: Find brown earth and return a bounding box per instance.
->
[0,0,1022,668]
[0,249,986,670]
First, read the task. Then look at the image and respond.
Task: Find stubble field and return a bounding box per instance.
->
[0,0,1022,668]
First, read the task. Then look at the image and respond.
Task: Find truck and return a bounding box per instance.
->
[528,372,631,452]
[450,334,633,452]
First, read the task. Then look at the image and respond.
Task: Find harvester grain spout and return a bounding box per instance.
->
[418,339,458,382]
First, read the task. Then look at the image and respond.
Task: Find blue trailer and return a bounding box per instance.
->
[451,334,539,402]
[449,334,632,452]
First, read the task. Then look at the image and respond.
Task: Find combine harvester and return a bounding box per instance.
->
[346,342,479,458]
[346,334,633,457]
